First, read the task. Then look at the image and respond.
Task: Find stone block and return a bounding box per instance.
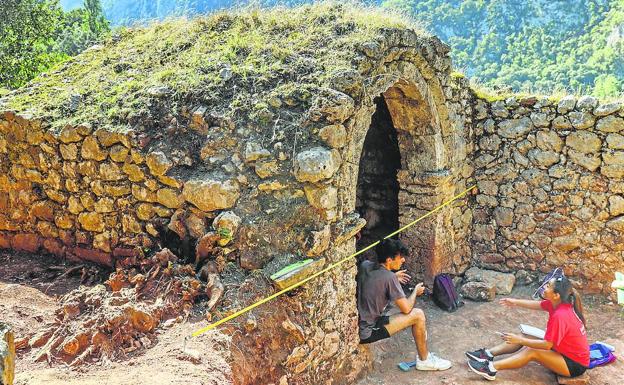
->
[1,322,15,385]
[536,130,563,152]
[465,267,516,295]
[319,124,347,149]
[10,233,41,253]
[498,117,533,139]
[183,179,240,212]
[81,136,107,161]
[596,115,624,133]
[145,151,172,176]
[557,372,590,385]
[569,111,595,129]
[566,131,601,153]
[72,247,113,266]
[293,147,341,182]
[461,281,496,302]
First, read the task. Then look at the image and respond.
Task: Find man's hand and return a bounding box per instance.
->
[414,282,425,296]
[395,269,411,284]
[499,298,516,307]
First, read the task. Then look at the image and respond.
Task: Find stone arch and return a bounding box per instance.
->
[340,61,459,284]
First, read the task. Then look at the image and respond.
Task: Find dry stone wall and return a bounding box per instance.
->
[472,95,624,293]
[0,112,224,267]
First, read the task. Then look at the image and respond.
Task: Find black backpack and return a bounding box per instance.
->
[432,273,463,312]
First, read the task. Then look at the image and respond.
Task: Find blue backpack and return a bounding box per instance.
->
[589,342,617,369]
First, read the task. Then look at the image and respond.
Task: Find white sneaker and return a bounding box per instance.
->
[416,352,452,371]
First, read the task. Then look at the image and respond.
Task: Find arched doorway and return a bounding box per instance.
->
[346,78,457,285]
[355,96,401,260]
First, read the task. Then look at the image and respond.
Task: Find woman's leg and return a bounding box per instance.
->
[490,334,541,357]
[489,342,523,356]
[493,348,571,376]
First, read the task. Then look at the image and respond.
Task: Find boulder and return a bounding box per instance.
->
[461,281,496,302]
[464,267,516,295]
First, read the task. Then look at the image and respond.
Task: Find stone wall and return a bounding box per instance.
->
[472,95,624,293]
[0,112,220,267]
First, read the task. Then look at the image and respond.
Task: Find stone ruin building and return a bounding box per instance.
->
[1,4,623,385]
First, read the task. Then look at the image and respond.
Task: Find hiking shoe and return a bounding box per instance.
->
[468,359,496,381]
[416,352,452,371]
[465,348,493,362]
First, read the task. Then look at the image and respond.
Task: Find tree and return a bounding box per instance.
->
[0,0,110,89]
[0,0,67,89]
[57,0,110,55]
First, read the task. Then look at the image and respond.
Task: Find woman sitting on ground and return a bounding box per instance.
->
[466,276,589,381]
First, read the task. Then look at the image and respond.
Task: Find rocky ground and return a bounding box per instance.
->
[2,250,623,385]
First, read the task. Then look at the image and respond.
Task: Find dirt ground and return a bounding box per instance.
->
[2,251,623,385]
[1,251,231,385]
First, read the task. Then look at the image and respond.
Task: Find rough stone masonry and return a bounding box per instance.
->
[0,4,622,385]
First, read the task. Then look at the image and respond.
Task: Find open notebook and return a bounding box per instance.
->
[519,324,545,339]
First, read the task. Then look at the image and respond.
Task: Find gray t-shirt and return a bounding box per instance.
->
[356,260,405,339]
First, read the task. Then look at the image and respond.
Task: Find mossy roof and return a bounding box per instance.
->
[1,2,421,132]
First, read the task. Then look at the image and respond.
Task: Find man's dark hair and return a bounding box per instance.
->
[375,239,409,264]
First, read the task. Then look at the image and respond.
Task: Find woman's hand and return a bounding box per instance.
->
[499,298,516,307]
[395,270,411,284]
[501,332,524,345]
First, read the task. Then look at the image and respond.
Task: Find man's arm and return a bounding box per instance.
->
[500,298,543,310]
[395,283,424,314]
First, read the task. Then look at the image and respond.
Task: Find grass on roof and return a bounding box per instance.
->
[2,1,423,132]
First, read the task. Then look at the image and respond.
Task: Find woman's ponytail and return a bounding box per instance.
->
[570,288,586,328]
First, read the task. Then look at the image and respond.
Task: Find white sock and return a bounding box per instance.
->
[488,361,497,372]
[485,349,494,359]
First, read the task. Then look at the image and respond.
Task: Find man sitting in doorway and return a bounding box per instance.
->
[357,239,452,371]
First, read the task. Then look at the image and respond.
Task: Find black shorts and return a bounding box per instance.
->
[360,316,390,344]
[562,354,587,378]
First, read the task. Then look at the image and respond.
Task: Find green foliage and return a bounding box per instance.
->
[383,0,624,98]
[0,0,67,89]
[0,0,110,89]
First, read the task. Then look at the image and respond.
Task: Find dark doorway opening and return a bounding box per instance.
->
[356,96,401,261]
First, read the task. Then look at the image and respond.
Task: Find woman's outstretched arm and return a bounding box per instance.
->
[500,297,543,310]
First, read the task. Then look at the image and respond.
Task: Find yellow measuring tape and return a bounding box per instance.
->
[192,184,476,337]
